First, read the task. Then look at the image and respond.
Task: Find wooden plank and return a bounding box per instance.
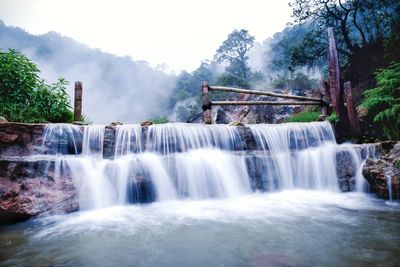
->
[201,81,212,124]
[211,101,321,106]
[74,81,83,121]
[209,86,322,102]
[343,81,361,135]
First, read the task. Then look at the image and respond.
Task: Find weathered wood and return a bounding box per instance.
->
[201,81,212,124]
[211,101,321,106]
[343,81,361,135]
[209,86,322,102]
[74,81,83,122]
[320,80,331,116]
[327,28,341,116]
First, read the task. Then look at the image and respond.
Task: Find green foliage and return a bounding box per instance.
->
[358,62,400,140]
[214,29,255,81]
[215,73,250,89]
[168,62,216,122]
[270,72,318,93]
[325,113,339,125]
[0,49,73,123]
[286,0,399,70]
[150,116,169,124]
[285,111,320,123]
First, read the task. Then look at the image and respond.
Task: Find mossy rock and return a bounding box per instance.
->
[0,116,8,123]
[72,121,88,125]
[140,120,153,127]
[110,122,123,126]
[229,121,245,126]
[395,159,400,171]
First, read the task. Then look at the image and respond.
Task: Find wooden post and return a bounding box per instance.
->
[343,81,361,135]
[327,28,341,116]
[320,80,331,116]
[74,81,83,122]
[201,81,212,124]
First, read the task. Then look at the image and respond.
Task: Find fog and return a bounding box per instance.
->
[0,21,176,124]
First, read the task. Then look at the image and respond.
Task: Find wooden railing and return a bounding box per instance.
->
[200,27,360,136]
[201,82,326,124]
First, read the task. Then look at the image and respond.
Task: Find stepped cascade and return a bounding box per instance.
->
[39,122,375,210]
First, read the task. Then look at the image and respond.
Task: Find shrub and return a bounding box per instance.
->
[325,112,339,125]
[358,62,400,140]
[150,116,169,124]
[285,111,320,123]
[0,49,73,123]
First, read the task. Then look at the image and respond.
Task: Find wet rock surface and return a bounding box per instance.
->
[0,123,45,157]
[363,142,400,199]
[0,158,78,224]
[336,149,359,192]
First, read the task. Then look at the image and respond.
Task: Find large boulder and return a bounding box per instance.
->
[362,143,400,199]
[0,158,78,224]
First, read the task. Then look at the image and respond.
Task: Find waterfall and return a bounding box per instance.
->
[249,122,339,191]
[40,122,377,210]
[82,125,105,157]
[42,124,82,155]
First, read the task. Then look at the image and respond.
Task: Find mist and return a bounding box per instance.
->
[0,21,176,124]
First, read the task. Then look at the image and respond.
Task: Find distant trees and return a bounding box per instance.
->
[168,61,217,122]
[0,49,73,123]
[214,29,255,87]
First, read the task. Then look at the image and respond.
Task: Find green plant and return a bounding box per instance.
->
[0,49,72,123]
[150,116,169,124]
[285,111,320,123]
[325,112,339,125]
[358,62,400,140]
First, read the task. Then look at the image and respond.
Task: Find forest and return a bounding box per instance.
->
[0,0,399,139]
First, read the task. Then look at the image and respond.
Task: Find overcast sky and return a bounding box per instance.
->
[0,0,292,72]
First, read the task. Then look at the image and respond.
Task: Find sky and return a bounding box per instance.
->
[0,0,292,72]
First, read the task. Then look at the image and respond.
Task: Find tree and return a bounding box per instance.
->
[287,0,399,68]
[0,49,73,123]
[214,29,255,81]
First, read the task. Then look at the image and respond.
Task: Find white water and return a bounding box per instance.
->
[249,123,339,191]
[42,124,82,155]
[82,125,105,158]
[114,124,143,156]
[41,122,378,210]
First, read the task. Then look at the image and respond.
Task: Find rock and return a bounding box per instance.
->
[140,120,153,127]
[318,114,328,121]
[0,116,8,123]
[110,121,123,126]
[362,143,400,199]
[72,121,88,125]
[191,94,306,124]
[229,121,245,126]
[336,149,359,192]
[0,158,78,224]
[0,123,45,157]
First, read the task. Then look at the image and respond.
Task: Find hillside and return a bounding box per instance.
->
[0,20,176,124]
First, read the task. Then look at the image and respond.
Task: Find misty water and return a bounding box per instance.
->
[1,122,399,266]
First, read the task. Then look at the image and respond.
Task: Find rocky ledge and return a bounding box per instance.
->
[0,157,78,224]
[363,142,400,200]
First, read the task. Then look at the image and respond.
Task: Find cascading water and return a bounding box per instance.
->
[4,122,400,267]
[42,123,82,155]
[249,123,339,191]
[39,122,377,210]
